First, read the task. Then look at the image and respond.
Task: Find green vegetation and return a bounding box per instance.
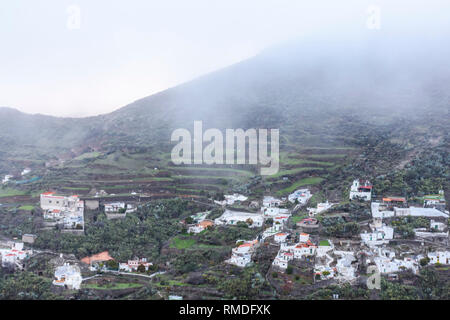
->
[170,236,196,249]
[18,205,34,211]
[290,215,308,224]
[391,216,429,239]
[82,282,142,290]
[74,152,101,160]
[277,177,324,196]
[0,188,27,198]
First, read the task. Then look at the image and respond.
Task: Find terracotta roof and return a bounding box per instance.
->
[383,197,406,202]
[198,220,214,228]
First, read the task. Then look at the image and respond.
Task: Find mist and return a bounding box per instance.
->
[1,0,449,117]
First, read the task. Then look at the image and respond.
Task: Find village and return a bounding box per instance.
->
[1,175,447,299]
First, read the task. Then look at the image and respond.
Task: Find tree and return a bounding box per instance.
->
[420,257,430,266]
[137,264,146,273]
[286,265,293,274]
[106,260,119,270]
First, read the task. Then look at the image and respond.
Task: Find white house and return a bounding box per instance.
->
[273,236,317,271]
[430,220,446,232]
[40,192,68,211]
[360,225,394,246]
[188,220,214,234]
[40,192,84,231]
[291,242,317,258]
[272,252,294,270]
[119,258,153,272]
[227,240,259,267]
[40,192,84,212]
[227,255,252,267]
[427,251,450,265]
[349,179,372,201]
[371,202,395,219]
[335,251,357,282]
[299,233,310,243]
[273,215,290,224]
[53,264,82,290]
[214,210,264,228]
[214,194,248,206]
[0,242,31,269]
[274,233,289,243]
[2,174,13,184]
[307,201,334,216]
[104,202,126,213]
[44,209,62,220]
[262,207,290,217]
[374,256,418,274]
[21,168,31,176]
[231,240,259,255]
[263,196,283,208]
[288,189,312,204]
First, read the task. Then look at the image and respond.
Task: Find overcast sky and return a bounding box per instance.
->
[0,0,449,117]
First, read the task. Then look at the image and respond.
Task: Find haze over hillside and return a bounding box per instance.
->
[0,33,449,172]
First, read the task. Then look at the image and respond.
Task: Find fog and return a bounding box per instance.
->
[0,0,449,117]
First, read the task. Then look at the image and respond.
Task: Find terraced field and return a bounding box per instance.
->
[0,141,357,205]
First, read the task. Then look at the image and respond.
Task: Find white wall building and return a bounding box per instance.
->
[0,242,31,269]
[371,202,395,219]
[2,174,13,184]
[215,210,264,228]
[104,202,126,213]
[272,251,294,270]
[430,220,446,232]
[360,225,394,246]
[40,192,84,230]
[226,240,259,268]
[428,251,450,265]
[335,251,357,282]
[262,207,290,217]
[263,196,283,208]
[119,258,153,272]
[274,233,288,243]
[349,179,372,201]
[53,264,82,290]
[307,201,334,216]
[214,194,248,206]
[288,189,312,204]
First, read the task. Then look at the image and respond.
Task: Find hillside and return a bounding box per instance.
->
[0,35,448,201]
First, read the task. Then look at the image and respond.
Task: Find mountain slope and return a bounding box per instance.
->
[0,35,448,184]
